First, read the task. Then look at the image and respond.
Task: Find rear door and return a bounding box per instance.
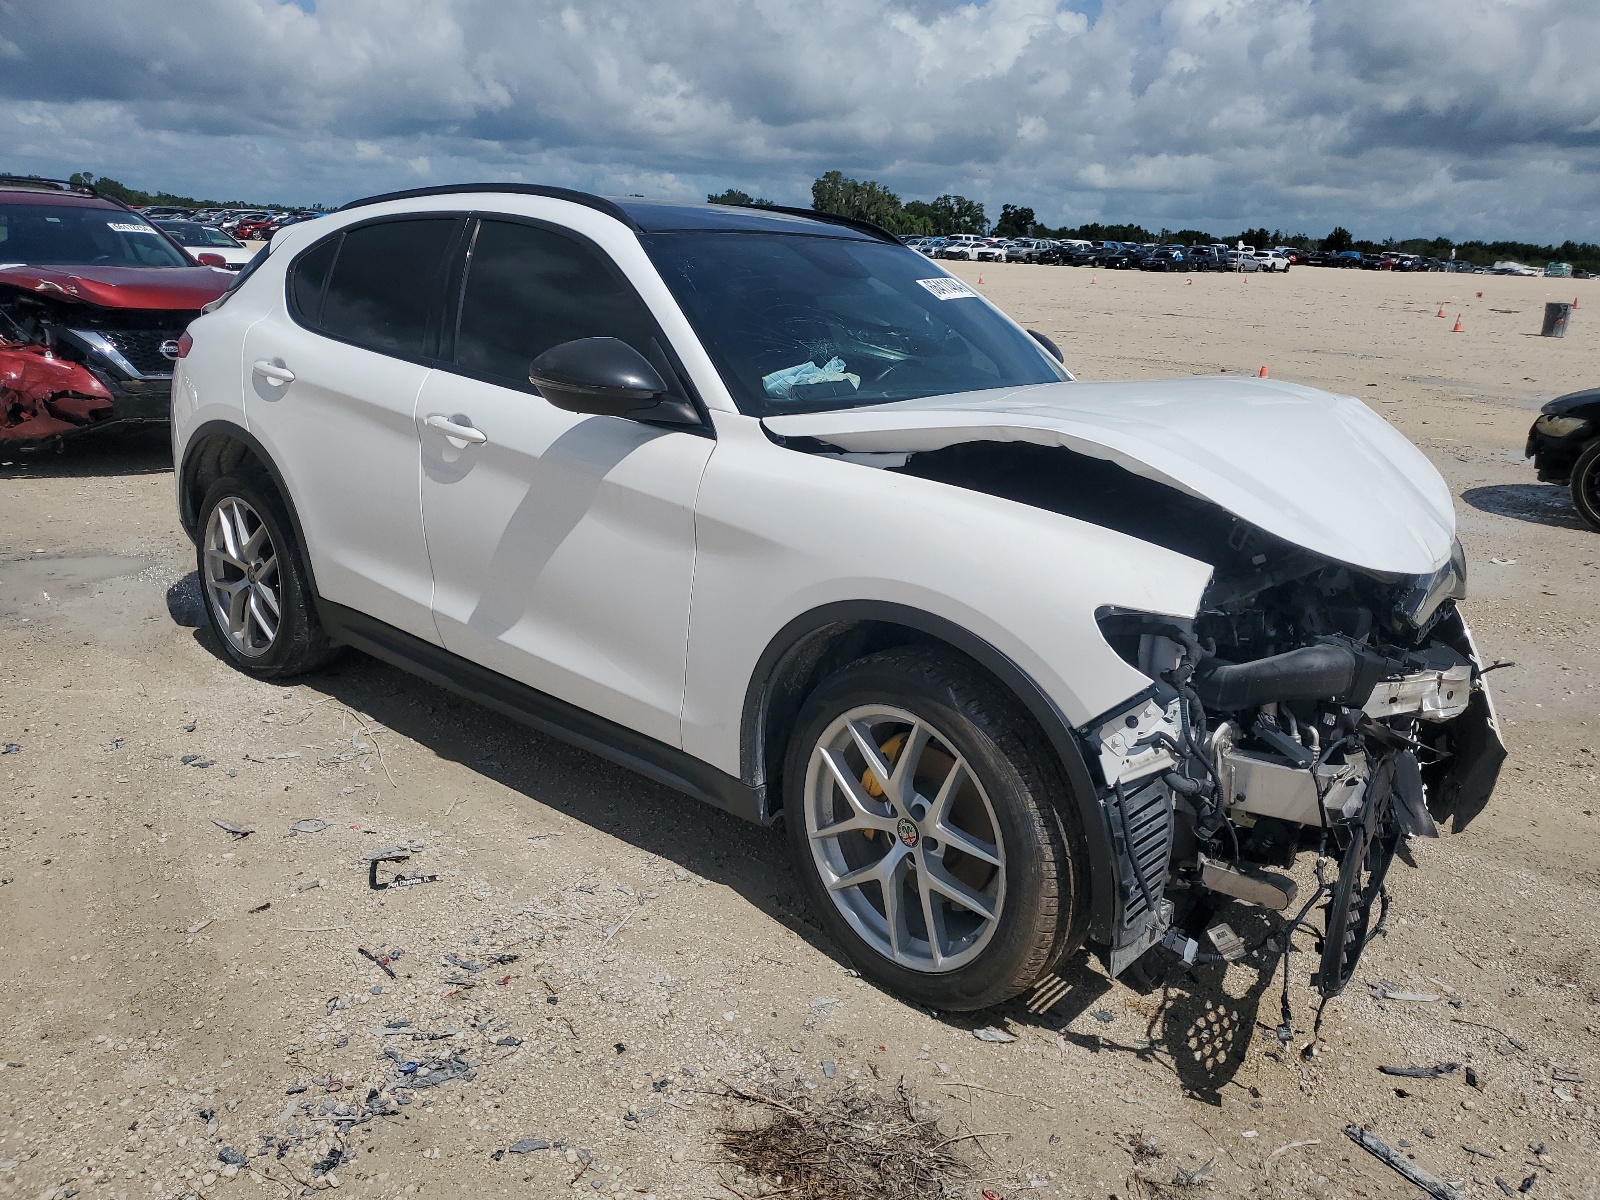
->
[416,216,714,746]
[242,216,462,643]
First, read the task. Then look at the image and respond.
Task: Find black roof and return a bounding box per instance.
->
[337,183,894,243]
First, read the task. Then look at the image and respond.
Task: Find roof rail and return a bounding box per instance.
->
[0,174,98,197]
[337,182,638,229]
[746,203,901,245]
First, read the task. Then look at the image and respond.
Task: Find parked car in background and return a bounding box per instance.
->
[1097,244,1143,270]
[1526,386,1600,531]
[1254,249,1291,272]
[973,238,1011,263]
[153,220,258,270]
[1140,247,1187,272]
[170,183,1501,1011]
[941,234,985,260]
[0,175,233,444]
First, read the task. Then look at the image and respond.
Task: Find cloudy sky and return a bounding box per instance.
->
[2,0,1596,243]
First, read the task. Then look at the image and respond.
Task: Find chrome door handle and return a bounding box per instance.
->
[251,359,295,384]
[425,413,489,445]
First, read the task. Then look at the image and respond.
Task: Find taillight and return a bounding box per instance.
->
[176,331,193,359]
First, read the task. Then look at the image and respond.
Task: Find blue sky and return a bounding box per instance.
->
[1,0,1596,242]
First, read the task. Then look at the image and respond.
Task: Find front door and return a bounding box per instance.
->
[418,217,713,747]
[244,215,462,643]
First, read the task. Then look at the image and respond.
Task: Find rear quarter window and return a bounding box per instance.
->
[291,217,459,359]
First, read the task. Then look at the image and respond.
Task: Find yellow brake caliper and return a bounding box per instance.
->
[859,732,906,841]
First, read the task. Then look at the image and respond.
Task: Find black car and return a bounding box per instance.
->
[1184,246,1223,271]
[1526,387,1600,530]
[1098,245,1143,270]
[1139,247,1187,272]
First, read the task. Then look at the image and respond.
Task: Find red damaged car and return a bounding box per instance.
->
[0,176,235,445]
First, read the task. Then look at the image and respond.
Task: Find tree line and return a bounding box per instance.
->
[710,172,1600,274]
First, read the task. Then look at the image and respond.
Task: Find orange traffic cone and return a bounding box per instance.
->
[977,275,983,285]
[1574,296,1580,310]
[1451,314,1464,332]
[1258,365,1269,377]
[1090,275,1096,285]
[1186,279,1193,285]
[1436,305,1446,317]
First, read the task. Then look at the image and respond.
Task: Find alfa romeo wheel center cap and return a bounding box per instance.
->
[896,817,920,848]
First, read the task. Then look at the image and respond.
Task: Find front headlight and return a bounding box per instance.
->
[1396,538,1468,628]
[1535,414,1595,439]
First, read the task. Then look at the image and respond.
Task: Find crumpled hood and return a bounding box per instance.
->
[0,264,233,310]
[763,377,1457,576]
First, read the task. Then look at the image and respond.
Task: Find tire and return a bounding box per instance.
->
[196,473,338,677]
[1572,440,1600,532]
[781,647,1088,1011]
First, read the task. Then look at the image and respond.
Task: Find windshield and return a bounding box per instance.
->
[0,202,192,268]
[155,221,242,249]
[641,231,1067,415]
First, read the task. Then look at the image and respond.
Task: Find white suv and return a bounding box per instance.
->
[171,185,1503,1010]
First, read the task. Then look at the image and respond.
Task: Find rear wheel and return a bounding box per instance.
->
[197,474,337,677]
[1571,441,1600,532]
[783,648,1087,1011]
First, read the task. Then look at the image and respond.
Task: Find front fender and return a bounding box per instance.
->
[680,420,1211,778]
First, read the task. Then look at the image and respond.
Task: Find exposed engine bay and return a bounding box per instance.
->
[895,441,1507,996]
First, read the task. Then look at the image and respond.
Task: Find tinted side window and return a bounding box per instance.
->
[318,218,457,356]
[288,236,338,326]
[455,219,682,396]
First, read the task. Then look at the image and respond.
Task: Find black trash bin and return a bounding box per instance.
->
[1542,301,1573,337]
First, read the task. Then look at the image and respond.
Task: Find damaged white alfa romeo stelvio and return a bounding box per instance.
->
[171,187,1504,1010]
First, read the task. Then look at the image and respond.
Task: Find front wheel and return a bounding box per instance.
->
[1572,441,1600,532]
[782,648,1087,1011]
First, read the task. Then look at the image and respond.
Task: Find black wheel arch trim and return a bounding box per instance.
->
[178,419,321,598]
[741,599,1118,940]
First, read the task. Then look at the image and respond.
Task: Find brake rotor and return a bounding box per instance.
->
[1317,753,1402,998]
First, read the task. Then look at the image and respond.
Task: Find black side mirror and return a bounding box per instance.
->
[528,337,680,418]
[1027,328,1064,363]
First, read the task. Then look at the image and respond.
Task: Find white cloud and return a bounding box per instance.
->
[0,0,1595,241]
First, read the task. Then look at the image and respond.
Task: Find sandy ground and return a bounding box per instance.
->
[1,263,1597,1200]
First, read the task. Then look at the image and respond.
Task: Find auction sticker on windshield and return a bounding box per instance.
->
[917,277,978,300]
[108,223,161,234]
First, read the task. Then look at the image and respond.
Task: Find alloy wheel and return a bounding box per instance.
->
[203,496,281,658]
[802,705,1006,973]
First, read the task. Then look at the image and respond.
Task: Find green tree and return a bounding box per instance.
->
[993,204,1037,238]
[913,194,987,236]
[1323,226,1354,253]
[707,188,773,207]
[811,171,907,230]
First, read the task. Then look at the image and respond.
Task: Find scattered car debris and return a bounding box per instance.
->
[211,818,253,839]
[358,947,400,979]
[289,818,330,835]
[217,1147,246,1167]
[507,1138,549,1154]
[1379,1062,1460,1078]
[182,754,216,769]
[1,744,19,754]
[1343,1124,1468,1200]
[1368,982,1440,1003]
[185,918,213,935]
[248,901,271,913]
[366,844,436,890]
[972,1027,1016,1043]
